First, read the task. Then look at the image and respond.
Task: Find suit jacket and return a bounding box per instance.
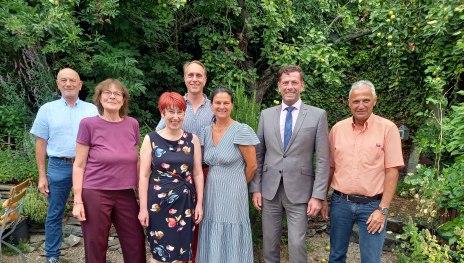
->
[250,103,330,203]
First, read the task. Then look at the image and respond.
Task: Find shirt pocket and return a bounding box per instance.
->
[362,142,384,165]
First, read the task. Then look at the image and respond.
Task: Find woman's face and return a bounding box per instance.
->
[211,92,233,120]
[161,107,185,131]
[100,83,124,114]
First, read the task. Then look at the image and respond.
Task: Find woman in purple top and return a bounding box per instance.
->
[72,79,146,263]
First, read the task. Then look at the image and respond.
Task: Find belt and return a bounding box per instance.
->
[333,190,382,204]
[51,157,75,163]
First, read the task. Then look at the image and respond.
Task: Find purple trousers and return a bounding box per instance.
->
[81,189,146,263]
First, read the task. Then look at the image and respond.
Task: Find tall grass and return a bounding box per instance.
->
[225,80,263,244]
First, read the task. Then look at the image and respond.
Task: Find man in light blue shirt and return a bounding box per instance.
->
[30,68,98,263]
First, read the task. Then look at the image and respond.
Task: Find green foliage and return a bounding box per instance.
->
[0,148,37,184]
[445,91,464,162]
[396,218,454,263]
[0,47,56,146]
[0,240,32,256]
[402,64,464,259]
[230,80,261,131]
[0,0,464,251]
[22,186,47,225]
[439,218,464,246]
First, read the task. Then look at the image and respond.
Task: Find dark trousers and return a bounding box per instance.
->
[191,167,209,263]
[81,189,146,263]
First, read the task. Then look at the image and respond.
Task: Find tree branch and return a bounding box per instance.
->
[252,64,280,105]
[181,17,203,30]
[335,29,372,42]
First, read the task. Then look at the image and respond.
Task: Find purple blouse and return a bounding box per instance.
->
[77,116,140,190]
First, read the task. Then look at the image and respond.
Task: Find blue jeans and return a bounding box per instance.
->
[329,192,386,263]
[45,157,73,259]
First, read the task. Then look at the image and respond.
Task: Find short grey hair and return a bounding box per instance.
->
[349,80,376,98]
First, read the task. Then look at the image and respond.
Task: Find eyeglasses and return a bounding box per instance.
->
[165,109,185,116]
[102,90,123,97]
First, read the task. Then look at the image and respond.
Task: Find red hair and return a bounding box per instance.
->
[158,92,187,113]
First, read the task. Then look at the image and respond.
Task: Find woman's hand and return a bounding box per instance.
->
[72,203,86,221]
[194,203,203,224]
[138,209,149,227]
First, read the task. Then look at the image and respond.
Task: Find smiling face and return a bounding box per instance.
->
[99,83,124,114]
[211,92,233,120]
[184,63,207,95]
[278,71,304,106]
[349,85,377,126]
[161,107,185,131]
[56,68,82,103]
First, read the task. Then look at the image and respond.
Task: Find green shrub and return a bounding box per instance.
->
[22,186,48,225]
[0,148,37,184]
[395,218,453,263]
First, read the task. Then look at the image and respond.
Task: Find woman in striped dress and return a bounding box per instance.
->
[196,87,259,263]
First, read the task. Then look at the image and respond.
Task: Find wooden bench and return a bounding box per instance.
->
[0,179,30,263]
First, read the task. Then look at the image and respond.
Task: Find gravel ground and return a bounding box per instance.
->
[3,232,396,263]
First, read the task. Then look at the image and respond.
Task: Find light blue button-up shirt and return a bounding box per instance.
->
[30,97,98,158]
[156,93,214,136]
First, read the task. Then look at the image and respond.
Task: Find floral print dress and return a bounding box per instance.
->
[146,131,195,262]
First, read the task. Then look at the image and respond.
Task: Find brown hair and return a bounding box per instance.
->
[93,78,129,117]
[278,65,304,82]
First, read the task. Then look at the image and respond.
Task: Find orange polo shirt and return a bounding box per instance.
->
[329,114,404,196]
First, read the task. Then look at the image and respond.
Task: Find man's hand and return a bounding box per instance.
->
[366,209,387,234]
[307,197,322,217]
[321,200,329,221]
[252,192,262,211]
[38,176,49,197]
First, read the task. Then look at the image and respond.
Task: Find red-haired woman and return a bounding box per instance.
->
[138,92,204,263]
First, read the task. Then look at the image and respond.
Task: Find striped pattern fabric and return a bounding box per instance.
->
[196,122,259,263]
[155,94,214,136]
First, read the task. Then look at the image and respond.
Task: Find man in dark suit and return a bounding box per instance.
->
[250,65,330,262]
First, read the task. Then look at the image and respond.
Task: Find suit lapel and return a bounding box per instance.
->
[286,104,309,152]
[273,106,284,151]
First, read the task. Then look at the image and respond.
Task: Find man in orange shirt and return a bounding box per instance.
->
[322,80,404,263]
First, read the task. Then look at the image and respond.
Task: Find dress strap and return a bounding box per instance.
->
[147,131,157,150]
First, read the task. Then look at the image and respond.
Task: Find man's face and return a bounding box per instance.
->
[184,63,207,95]
[56,68,82,101]
[278,71,304,106]
[349,86,377,124]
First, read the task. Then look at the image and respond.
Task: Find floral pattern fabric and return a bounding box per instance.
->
[146,131,195,262]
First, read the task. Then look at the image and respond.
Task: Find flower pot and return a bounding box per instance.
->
[6,217,29,245]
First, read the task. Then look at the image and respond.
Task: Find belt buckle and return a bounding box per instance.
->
[345,194,351,202]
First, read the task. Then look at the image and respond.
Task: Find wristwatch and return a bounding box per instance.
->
[378,206,389,215]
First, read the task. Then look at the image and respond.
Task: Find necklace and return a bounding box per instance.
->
[213,119,234,133]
